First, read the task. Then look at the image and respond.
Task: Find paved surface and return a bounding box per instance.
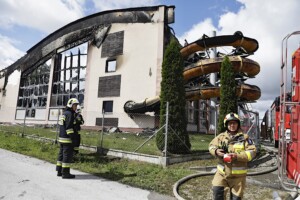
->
[0,148,176,200]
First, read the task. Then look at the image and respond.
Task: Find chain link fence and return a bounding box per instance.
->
[0,104,260,162]
[0,104,214,156]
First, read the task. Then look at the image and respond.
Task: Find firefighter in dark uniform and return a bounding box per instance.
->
[56,98,79,179]
[209,113,257,200]
[73,105,84,155]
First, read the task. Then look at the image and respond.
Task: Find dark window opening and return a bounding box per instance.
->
[25,108,35,118]
[50,43,87,107]
[17,59,51,111]
[103,101,113,113]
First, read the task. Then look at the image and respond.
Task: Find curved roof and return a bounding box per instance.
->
[0,5,174,88]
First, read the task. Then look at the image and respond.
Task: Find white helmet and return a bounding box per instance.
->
[66,98,79,108]
[76,105,82,113]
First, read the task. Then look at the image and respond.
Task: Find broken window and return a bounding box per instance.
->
[17,59,51,113]
[51,43,87,107]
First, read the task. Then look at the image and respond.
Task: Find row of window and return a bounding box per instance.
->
[17,60,51,108]
[51,46,87,107]
[17,44,88,109]
[17,31,124,112]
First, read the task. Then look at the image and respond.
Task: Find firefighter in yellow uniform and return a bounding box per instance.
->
[209,113,256,200]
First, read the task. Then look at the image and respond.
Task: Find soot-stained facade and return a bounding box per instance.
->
[0,5,177,129]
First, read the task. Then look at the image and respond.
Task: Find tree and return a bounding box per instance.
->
[156,38,191,154]
[217,56,238,133]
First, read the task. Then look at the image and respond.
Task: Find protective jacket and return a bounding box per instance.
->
[209,131,256,178]
[74,113,84,132]
[73,113,84,153]
[58,108,76,143]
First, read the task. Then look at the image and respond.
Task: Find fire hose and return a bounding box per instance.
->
[173,154,298,200]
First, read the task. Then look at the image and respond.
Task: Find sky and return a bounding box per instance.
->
[1,0,300,119]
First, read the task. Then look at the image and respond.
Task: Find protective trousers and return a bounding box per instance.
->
[56,143,73,175]
[72,133,81,155]
[212,171,245,200]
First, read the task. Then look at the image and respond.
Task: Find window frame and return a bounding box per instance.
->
[102,100,113,113]
[105,59,117,73]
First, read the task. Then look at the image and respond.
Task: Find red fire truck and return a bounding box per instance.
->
[261,95,291,148]
[278,31,300,189]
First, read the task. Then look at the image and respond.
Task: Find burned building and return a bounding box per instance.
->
[0,5,210,132]
[0,5,177,128]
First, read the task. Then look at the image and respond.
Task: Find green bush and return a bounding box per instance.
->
[217,56,238,133]
[156,38,191,154]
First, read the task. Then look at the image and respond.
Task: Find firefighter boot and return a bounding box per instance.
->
[62,168,75,179]
[56,166,62,177]
[212,186,225,200]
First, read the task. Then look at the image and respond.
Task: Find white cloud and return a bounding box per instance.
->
[178,18,217,45]
[178,0,300,118]
[0,0,85,33]
[0,35,24,70]
[91,0,160,11]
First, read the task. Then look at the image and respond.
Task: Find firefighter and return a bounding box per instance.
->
[56,98,79,179]
[73,105,84,156]
[209,113,256,200]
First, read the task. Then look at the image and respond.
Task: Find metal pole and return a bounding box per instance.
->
[100,110,105,153]
[22,106,27,137]
[164,102,169,157]
[256,112,260,147]
[210,30,217,134]
[55,108,61,144]
[214,108,217,137]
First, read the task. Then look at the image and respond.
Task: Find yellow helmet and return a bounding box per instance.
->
[224,112,240,127]
[66,98,79,108]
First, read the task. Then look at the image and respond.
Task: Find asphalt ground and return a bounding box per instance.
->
[0,148,175,200]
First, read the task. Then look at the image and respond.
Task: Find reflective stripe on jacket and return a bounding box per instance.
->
[58,108,76,144]
[209,131,257,177]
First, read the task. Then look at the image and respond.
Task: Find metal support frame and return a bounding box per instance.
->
[239,108,259,147]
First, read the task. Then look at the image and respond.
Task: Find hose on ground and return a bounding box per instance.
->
[173,165,279,200]
[173,172,215,200]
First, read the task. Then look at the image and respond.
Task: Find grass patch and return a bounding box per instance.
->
[0,125,214,155]
[0,131,200,195]
[0,131,287,199]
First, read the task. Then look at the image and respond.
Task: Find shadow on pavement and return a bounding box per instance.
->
[73,174,103,180]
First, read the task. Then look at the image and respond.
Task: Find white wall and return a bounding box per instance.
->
[0,71,20,122]
[84,21,164,127]
[0,7,167,128]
